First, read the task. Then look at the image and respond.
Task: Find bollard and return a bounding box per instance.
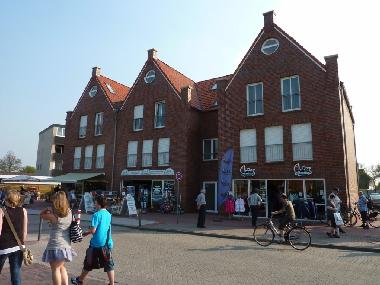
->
[138,209,142,229]
[38,216,43,241]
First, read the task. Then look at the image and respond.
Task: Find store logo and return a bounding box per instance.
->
[294,163,312,177]
[240,165,256,177]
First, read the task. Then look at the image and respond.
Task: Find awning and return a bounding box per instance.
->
[46,173,105,183]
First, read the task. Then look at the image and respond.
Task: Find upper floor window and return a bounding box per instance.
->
[84,145,93,169]
[55,145,64,154]
[133,105,144,131]
[95,112,104,136]
[240,129,257,163]
[282,76,301,111]
[203,138,218,160]
[127,141,138,167]
[79,115,87,138]
[158,138,170,166]
[292,123,313,161]
[73,147,81,169]
[247,83,263,116]
[154,101,166,128]
[56,127,65,137]
[142,140,153,167]
[96,144,105,169]
[261,38,280,55]
[265,126,283,162]
[88,85,97,97]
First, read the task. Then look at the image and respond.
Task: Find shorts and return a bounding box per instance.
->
[83,247,114,272]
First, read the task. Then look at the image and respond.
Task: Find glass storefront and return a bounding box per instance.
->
[232,179,326,220]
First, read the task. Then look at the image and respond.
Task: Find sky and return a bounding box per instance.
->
[0,0,379,168]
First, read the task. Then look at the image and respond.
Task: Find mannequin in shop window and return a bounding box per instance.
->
[224,192,235,219]
[235,195,245,217]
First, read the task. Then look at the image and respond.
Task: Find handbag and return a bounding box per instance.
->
[2,207,33,266]
[69,217,83,243]
[333,212,344,226]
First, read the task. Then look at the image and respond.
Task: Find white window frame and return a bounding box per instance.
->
[203,138,218,161]
[84,145,93,169]
[240,129,257,163]
[142,140,153,167]
[96,144,105,169]
[127,141,138,167]
[203,181,218,213]
[56,127,65,137]
[79,115,88,138]
[158,138,170,166]
[265,126,284,162]
[73,147,81,169]
[281,75,301,112]
[94,112,104,136]
[133,105,144,131]
[154,101,166,128]
[246,82,264,116]
[292,123,313,161]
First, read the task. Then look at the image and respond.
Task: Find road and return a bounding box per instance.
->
[15,214,379,285]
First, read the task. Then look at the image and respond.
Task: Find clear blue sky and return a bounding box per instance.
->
[0,0,378,167]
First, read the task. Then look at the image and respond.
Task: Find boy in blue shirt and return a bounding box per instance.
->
[72,195,114,285]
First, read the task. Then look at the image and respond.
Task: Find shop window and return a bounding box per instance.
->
[247,82,263,116]
[265,126,283,162]
[133,105,144,131]
[127,141,138,167]
[203,138,218,160]
[73,147,81,169]
[79,115,87,138]
[292,123,313,160]
[233,180,249,215]
[305,180,326,220]
[250,180,267,217]
[96,144,105,169]
[240,129,257,163]
[84,145,93,169]
[282,75,301,111]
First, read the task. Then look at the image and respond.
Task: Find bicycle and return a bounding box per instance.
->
[253,216,311,250]
[342,202,379,228]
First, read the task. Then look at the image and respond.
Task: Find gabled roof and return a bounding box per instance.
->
[196,75,232,111]
[96,75,130,105]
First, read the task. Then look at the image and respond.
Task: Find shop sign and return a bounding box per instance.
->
[294,163,312,177]
[240,165,256,177]
[121,168,175,176]
[83,192,95,213]
[126,194,137,215]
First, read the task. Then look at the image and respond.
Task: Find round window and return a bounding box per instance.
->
[261,38,279,55]
[144,70,156,84]
[88,85,97,97]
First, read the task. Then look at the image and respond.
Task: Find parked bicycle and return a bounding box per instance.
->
[341,202,379,228]
[253,216,311,250]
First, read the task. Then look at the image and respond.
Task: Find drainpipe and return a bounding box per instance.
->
[111,107,120,192]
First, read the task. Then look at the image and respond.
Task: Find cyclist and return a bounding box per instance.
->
[272,194,296,241]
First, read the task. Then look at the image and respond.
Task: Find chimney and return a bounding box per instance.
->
[92,67,101,77]
[263,10,275,31]
[148,48,157,60]
[324,54,339,86]
[181,85,193,103]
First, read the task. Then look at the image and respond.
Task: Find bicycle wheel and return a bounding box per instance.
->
[287,226,311,250]
[253,224,274,247]
[368,211,379,228]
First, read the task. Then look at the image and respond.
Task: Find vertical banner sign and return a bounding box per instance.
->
[217,148,234,208]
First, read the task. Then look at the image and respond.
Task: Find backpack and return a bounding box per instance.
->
[69,220,83,243]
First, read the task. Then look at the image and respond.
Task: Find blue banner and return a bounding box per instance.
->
[217,148,234,208]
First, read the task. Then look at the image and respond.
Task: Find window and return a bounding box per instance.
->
[55,161,63,170]
[94,112,103,136]
[247,83,263,116]
[158,138,170,166]
[282,76,301,111]
[73,147,81,169]
[79,115,87,138]
[292,123,313,160]
[240,129,257,163]
[203,138,218,160]
[55,145,64,154]
[154,101,165,128]
[88,85,97,97]
[261,38,280,55]
[56,127,65,137]
[106,83,115,94]
[133,105,144,131]
[142,140,153,167]
[265,126,283,162]
[84,145,93,169]
[96,144,105,168]
[144,70,156,83]
[127,141,138,167]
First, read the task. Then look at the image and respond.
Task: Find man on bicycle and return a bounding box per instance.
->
[272,194,296,241]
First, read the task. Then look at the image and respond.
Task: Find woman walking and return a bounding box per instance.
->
[41,191,76,285]
[0,190,28,285]
[326,193,340,238]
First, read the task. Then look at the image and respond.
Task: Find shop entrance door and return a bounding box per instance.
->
[267,180,285,213]
[203,182,217,212]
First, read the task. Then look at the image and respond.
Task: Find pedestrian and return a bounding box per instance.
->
[69,189,77,209]
[358,191,369,229]
[196,189,206,228]
[0,190,28,285]
[248,188,262,228]
[71,195,114,285]
[326,193,340,238]
[331,187,346,233]
[40,191,76,285]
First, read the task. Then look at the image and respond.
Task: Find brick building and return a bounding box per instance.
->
[62,11,358,218]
